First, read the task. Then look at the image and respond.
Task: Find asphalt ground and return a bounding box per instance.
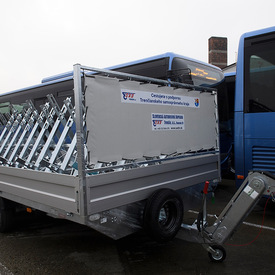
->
[0,179,274,275]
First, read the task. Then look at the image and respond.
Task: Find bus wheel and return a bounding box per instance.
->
[143,188,183,242]
[0,198,14,233]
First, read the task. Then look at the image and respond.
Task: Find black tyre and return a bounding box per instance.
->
[144,189,183,242]
[0,198,14,233]
[208,245,226,263]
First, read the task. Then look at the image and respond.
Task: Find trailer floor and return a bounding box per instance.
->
[0,179,275,275]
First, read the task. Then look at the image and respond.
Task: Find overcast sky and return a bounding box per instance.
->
[1,0,275,93]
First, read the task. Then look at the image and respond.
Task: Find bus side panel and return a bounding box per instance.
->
[235,111,245,187]
[244,113,275,180]
[235,32,246,187]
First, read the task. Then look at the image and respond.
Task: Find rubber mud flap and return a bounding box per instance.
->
[0,198,14,233]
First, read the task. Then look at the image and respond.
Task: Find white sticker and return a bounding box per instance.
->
[100,217,107,224]
[244,186,259,199]
[244,186,253,195]
[121,89,200,108]
[151,113,184,131]
[251,190,259,200]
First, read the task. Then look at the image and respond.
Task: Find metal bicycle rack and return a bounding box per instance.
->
[0,95,78,175]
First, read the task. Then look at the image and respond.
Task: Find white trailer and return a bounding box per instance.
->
[0,65,220,241]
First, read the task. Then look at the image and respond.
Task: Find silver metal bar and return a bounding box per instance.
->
[0,109,18,145]
[18,103,49,160]
[59,134,76,172]
[2,105,33,159]
[59,109,85,174]
[54,100,79,173]
[25,105,56,165]
[63,98,75,141]
[48,111,74,167]
[46,94,64,140]
[47,94,61,115]
[0,112,23,155]
[2,124,22,159]
[73,64,86,217]
[9,123,32,163]
[9,108,39,163]
[0,127,8,145]
[34,101,68,168]
[18,121,39,161]
[0,113,7,125]
[80,65,216,93]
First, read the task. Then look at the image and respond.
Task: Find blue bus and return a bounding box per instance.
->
[41,29,275,186]
[42,53,230,173]
[42,52,224,88]
[234,26,275,187]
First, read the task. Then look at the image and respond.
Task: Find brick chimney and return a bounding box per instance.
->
[208,37,227,69]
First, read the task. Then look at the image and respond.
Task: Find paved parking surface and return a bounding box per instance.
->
[0,179,274,274]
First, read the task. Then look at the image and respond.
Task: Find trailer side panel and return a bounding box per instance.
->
[0,166,79,214]
[86,154,219,214]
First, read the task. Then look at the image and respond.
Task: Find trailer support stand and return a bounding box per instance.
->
[177,171,275,262]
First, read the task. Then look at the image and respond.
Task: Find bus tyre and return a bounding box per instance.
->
[144,188,183,243]
[208,245,226,263]
[0,198,14,233]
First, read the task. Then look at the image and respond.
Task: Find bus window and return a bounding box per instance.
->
[244,34,275,113]
[171,57,224,87]
[112,57,170,80]
[225,75,235,122]
[218,75,235,129]
[215,74,235,176]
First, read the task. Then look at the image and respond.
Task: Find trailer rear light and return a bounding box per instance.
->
[237,175,244,180]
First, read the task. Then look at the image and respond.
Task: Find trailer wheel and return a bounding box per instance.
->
[208,245,226,263]
[0,198,14,233]
[144,188,183,242]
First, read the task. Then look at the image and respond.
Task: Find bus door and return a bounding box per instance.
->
[242,33,275,185]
